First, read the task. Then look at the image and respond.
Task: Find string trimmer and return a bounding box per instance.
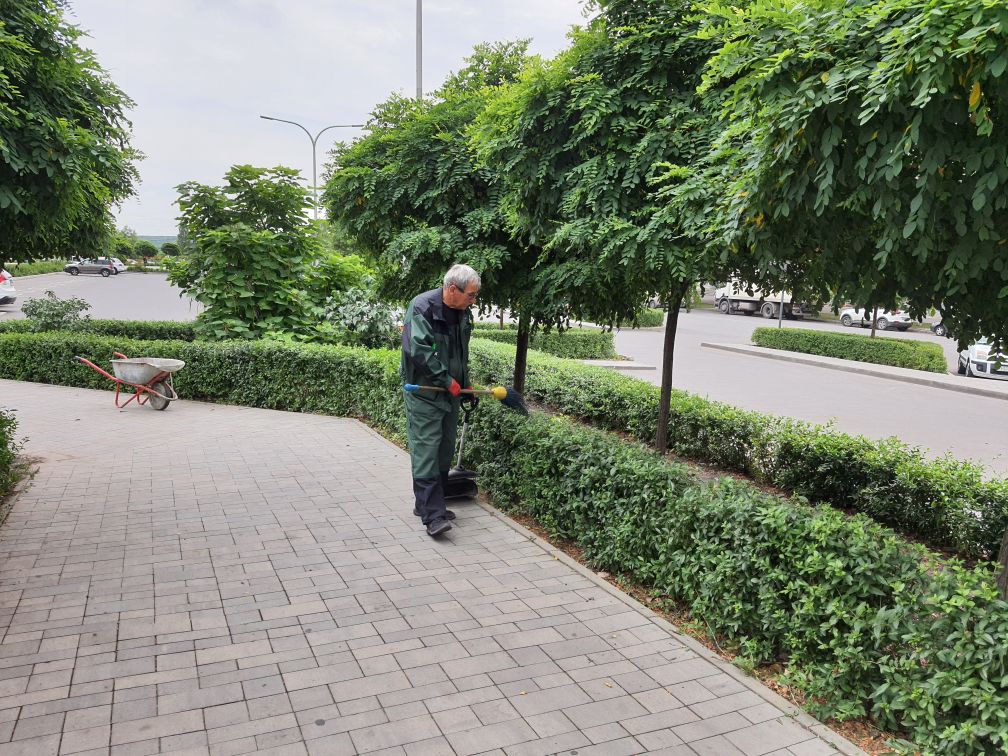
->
[403,383,529,415]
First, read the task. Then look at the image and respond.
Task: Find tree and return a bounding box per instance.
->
[0,0,140,266]
[133,239,157,264]
[170,165,320,339]
[159,242,181,257]
[694,0,1008,348]
[324,41,557,391]
[474,0,725,451]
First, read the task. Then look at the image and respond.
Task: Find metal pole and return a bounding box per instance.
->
[778,290,784,328]
[416,0,422,99]
[259,116,365,220]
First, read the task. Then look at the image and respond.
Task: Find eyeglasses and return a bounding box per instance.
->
[454,285,479,300]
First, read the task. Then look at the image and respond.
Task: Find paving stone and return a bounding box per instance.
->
[0,381,860,756]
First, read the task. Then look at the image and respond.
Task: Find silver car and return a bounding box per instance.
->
[958,338,1008,380]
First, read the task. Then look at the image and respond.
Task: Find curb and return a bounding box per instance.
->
[701,342,1008,402]
[581,359,656,371]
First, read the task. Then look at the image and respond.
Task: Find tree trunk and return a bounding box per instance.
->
[998,527,1008,600]
[870,304,878,339]
[499,308,504,330]
[656,283,688,454]
[513,313,530,394]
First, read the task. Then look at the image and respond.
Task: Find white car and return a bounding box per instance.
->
[96,256,127,274]
[0,269,16,306]
[838,306,912,331]
[958,338,1008,380]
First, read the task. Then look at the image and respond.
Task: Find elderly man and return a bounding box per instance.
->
[401,264,480,537]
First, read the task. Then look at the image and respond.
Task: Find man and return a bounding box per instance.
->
[401,264,480,537]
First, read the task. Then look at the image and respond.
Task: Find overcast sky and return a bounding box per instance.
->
[69,1,590,235]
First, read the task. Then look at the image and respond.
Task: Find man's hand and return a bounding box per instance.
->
[447,378,462,397]
[462,388,479,410]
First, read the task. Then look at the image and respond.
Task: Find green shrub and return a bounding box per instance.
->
[0,318,197,341]
[1,329,1007,752]
[632,308,665,328]
[3,260,66,276]
[0,408,20,497]
[472,323,616,359]
[752,327,948,373]
[467,338,1008,559]
[20,290,92,331]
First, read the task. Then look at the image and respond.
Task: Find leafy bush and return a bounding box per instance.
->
[0,319,196,341]
[4,260,66,276]
[752,327,948,373]
[21,291,92,331]
[1,329,1007,752]
[472,323,616,359]
[633,308,665,328]
[323,282,401,349]
[0,408,20,497]
[467,338,1008,559]
[304,253,372,304]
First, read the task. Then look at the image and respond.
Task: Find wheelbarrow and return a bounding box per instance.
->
[74,352,184,410]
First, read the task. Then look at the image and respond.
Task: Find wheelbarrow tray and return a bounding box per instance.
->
[111,357,185,385]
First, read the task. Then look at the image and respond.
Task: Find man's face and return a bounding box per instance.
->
[443,282,479,310]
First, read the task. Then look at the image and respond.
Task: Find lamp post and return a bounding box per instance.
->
[259,115,364,220]
[416,0,422,99]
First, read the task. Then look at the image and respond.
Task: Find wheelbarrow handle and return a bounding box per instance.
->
[74,355,118,383]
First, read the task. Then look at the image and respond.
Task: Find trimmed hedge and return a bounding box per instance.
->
[0,408,18,497]
[0,329,1004,752]
[633,308,665,328]
[752,327,948,373]
[0,318,197,341]
[467,340,1008,559]
[472,323,616,359]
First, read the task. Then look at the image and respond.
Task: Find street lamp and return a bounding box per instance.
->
[416,0,422,99]
[259,115,364,220]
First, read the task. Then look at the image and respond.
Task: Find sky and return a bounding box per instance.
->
[69,1,591,235]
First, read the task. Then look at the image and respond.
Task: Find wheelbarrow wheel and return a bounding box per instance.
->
[148,381,171,411]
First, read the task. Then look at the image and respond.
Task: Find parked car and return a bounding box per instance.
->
[0,269,16,305]
[930,320,948,337]
[958,338,1008,380]
[838,306,912,331]
[96,256,127,274]
[64,259,116,277]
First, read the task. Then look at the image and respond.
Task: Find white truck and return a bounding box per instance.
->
[714,280,804,319]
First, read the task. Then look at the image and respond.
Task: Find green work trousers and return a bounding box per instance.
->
[405,393,459,523]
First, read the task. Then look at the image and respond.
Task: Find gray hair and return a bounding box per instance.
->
[443,263,481,291]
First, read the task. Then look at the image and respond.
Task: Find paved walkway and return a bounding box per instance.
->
[0,380,862,756]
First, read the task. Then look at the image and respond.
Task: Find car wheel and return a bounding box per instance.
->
[877,317,890,331]
[112,268,119,275]
[100,268,111,277]
[717,298,730,314]
[840,314,853,327]
[761,302,776,319]
[933,323,946,337]
[69,268,79,276]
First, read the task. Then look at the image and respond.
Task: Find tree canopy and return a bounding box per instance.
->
[0,0,139,265]
[694,0,1008,346]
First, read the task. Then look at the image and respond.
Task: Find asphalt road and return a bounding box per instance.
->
[612,308,1008,475]
[1,273,1004,474]
[0,270,201,321]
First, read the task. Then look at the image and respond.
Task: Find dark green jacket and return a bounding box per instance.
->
[400,288,472,407]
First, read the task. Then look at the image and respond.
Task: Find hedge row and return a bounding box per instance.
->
[0,408,18,498]
[752,327,948,373]
[0,330,1004,753]
[0,318,197,341]
[633,308,665,328]
[472,323,616,359]
[467,340,1008,559]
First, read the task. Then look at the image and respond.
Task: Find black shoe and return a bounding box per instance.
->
[414,508,455,520]
[426,518,452,537]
